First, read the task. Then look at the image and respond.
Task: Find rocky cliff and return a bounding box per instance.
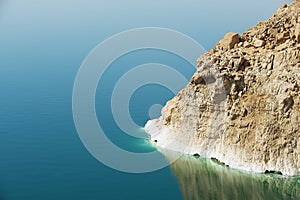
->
[145,1,300,176]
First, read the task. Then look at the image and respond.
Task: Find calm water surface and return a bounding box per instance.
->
[1,1,297,199]
[168,154,300,200]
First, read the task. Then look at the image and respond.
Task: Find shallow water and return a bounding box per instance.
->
[168,155,300,200]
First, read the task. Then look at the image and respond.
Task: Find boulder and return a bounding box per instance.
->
[219,32,240,50]
[253,39,266,48]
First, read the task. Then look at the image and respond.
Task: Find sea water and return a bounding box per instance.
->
[1,1,298,200]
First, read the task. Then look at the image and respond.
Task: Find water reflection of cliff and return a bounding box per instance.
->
[167,154,300,200]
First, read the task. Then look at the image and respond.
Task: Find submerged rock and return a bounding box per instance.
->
[145,0,300,176]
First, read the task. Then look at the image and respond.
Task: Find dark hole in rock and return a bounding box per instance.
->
[193,153,200,158]
[242,108,248,117]
[264,170,283,175]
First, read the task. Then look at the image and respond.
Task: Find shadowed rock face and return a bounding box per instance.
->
[169,155,300,200]
[145,0,300,176]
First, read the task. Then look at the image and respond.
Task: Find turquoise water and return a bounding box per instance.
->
[1,1,297,199]
[0,49,185,199]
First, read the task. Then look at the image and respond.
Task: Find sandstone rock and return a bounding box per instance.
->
[268,28,278,38]
[191,73,204,85]
[218,32,240,50]
[276,32,289,44]
[243,41,251,48]
[295,23,300,43]
[281,3,287,8]
[145,0,300,176]
[254,39,266,47]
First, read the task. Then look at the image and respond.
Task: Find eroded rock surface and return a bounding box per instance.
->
[145,0,300,176]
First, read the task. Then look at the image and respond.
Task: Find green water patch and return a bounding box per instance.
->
[169,155,300,200]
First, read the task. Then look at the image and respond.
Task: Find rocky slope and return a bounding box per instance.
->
[145,1,300,176]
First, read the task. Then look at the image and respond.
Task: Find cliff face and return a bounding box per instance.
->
[145,1,300,176]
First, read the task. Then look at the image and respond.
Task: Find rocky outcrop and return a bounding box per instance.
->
[145,0,300,176]
[219,32,240,50]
